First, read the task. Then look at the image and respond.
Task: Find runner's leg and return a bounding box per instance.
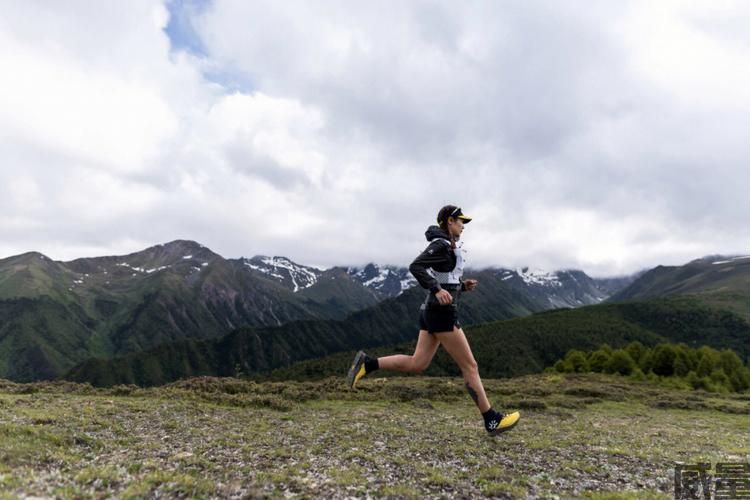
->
[434,326,491,413]
[377,330,441,373]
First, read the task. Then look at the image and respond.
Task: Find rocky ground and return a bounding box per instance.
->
[0,372,748,498]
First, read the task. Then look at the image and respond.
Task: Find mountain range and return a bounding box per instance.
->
[0,240,375,381]
[61,249,750,387]
[611,254,750,321]
[0,239,635,382]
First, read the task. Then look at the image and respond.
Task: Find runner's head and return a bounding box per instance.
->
[437,205,472,239]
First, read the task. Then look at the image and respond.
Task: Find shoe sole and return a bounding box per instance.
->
[346,350,366,389]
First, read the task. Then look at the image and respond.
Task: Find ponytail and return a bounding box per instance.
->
[439,220,457,249]
[437,204,459,249]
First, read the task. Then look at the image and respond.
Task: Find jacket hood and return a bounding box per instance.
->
[425,225,450,241]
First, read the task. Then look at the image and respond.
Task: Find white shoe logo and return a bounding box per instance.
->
[488,420,498,430]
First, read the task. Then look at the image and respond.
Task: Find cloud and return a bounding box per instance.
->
[1,0,750,276]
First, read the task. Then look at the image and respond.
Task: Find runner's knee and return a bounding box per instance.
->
[460,357,479,375]
[411,357,430,373]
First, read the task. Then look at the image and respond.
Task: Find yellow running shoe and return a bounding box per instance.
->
[346,350,368,389]
[487,411,521,435]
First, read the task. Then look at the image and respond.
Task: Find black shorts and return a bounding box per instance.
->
[418,304,461,334]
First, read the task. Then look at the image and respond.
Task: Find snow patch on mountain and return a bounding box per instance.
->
[117,262,145,273]
[495,267,611,309]
[244,262,284,280]
[711,255,750,265]
[347,263,416,297]
[361,267,389,287]
[516,267,562,287]
[243,256,320,292]
[400,276,417,291]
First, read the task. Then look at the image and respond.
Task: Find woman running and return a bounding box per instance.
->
[346,204,520,436]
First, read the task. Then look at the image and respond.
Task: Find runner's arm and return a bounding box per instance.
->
[409,240,451,294]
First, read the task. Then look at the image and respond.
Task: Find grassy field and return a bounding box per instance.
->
[0,372,748,498]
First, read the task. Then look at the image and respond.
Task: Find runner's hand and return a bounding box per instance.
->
[435,289,453,305]
[464,279,478,291]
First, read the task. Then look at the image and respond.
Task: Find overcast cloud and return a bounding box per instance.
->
[1,0,750,276]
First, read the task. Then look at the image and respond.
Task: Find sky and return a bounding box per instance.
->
[2,0,750,277]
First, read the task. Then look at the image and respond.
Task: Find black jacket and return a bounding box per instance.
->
[408,225,467,295]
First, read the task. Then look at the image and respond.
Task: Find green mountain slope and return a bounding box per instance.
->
[65,291,750,387]
[0,252,79,303]
[64,277,548,386]
[0,297,97,381]
[258,296,750,382]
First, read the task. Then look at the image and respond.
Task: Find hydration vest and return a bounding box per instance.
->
[427,238,466,285]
